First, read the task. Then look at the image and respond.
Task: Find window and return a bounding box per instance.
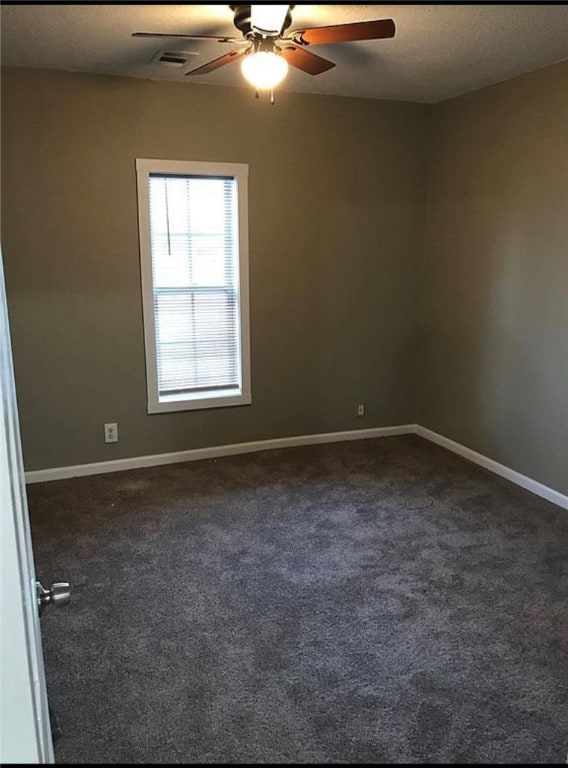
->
[136,159,251,413]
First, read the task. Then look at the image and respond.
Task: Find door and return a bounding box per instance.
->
[0,248,53,763]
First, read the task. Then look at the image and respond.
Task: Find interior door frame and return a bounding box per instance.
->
[0,247,53,763]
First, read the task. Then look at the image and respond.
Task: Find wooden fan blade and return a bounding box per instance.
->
[279,44,335,75]
[291,19,395,46]
[185,47,249,76]
[132,32,239,44]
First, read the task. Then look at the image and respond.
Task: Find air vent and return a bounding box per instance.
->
[153,50,198,68]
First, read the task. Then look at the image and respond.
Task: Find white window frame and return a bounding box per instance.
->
[136,158,251,414]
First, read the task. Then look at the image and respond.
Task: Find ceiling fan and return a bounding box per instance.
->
[133,5,396,101]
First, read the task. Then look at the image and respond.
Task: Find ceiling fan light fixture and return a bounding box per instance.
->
[241,51,289,90]
[250,5,290,36]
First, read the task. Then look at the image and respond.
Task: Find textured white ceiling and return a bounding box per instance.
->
[2,4,568,103]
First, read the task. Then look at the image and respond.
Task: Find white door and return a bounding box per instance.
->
[0,248,54,763]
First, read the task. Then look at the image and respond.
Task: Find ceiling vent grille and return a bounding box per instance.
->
[153,50,198,68]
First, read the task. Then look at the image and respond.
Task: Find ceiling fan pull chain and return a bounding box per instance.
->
[255,89,259,99]
[270,88,275,105]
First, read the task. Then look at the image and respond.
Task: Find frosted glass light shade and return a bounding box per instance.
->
[251,5,289,35]
[241,52,289,90]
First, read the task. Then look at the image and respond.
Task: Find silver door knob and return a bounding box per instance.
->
[37,581,71,617]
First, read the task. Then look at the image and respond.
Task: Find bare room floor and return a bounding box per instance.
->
[28,435,568,763]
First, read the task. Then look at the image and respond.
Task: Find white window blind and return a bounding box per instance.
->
[148,174,241,399]
[137,159,250,414]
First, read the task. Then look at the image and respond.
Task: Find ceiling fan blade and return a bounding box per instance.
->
[132,32,239,44]
[291,19,395,47]
[185,47,249,76]
[251,5,289,35]
[279,44,335,76]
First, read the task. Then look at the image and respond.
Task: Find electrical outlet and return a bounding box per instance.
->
[357,403,365,417]
[104,423,118,443]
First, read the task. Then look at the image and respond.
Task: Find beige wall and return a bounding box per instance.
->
[419,61,568,494]
[3,64,567,494]
[1,67,430,471]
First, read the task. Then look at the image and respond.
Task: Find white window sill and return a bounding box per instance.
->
[148,391,251,414]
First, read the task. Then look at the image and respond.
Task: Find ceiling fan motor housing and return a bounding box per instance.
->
[230,4,294,38]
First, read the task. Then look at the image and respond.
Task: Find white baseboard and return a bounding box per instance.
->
[415,425,568,510]
[24,425,414,484]
[24,423,568,510]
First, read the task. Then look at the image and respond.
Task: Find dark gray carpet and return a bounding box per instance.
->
[28,435,568,764]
